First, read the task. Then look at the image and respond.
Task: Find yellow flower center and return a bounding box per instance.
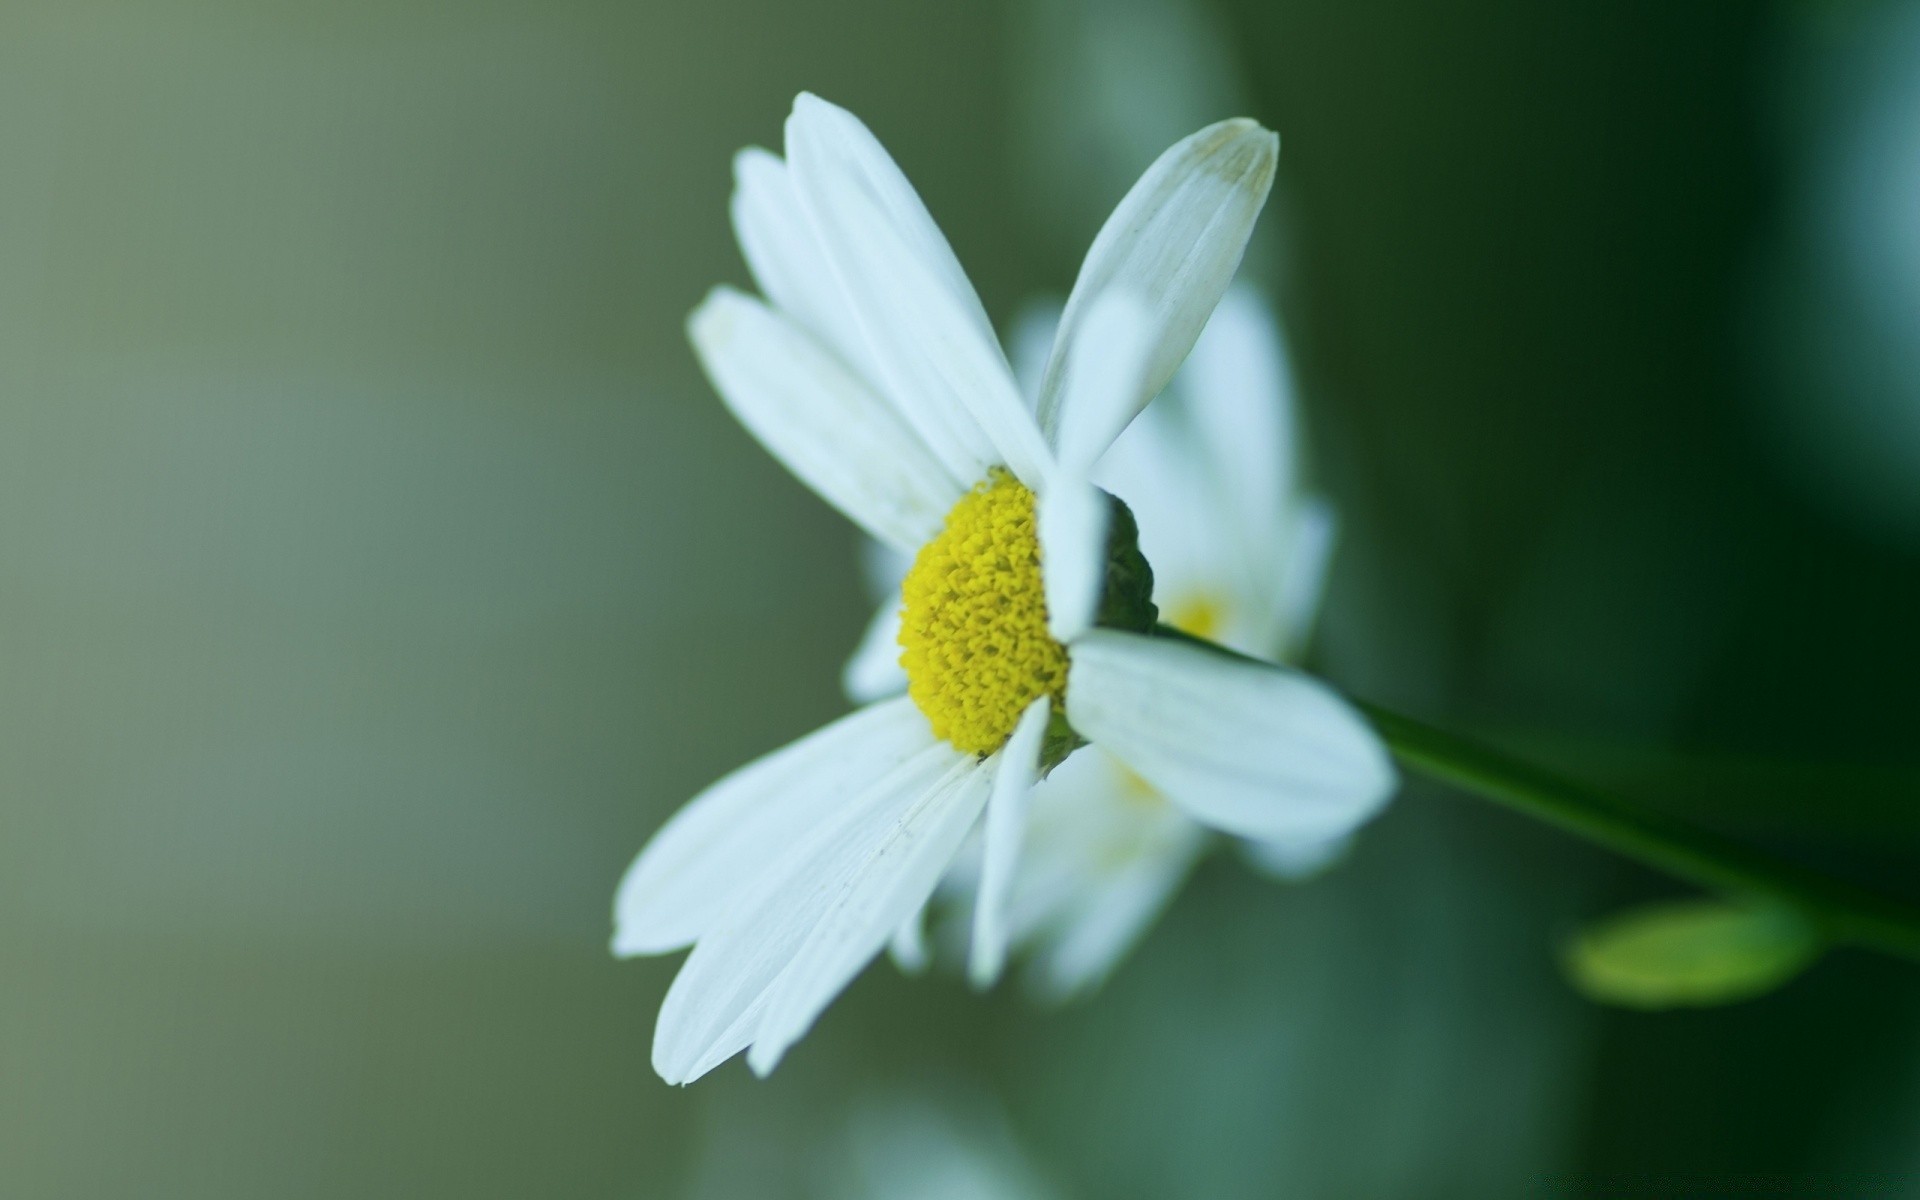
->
[1166,593,1228,642]
[898,470,1067,755]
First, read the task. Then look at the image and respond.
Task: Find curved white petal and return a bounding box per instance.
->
[989,747,1207,1001]
[1026,827,1204,1003]
[990,747,1137,928]
[747,757,995,1075]
[1241,829,1352,881]
[784,93,1053,487]
[730,147,883,389]
[690,288,962,550]
[967,696,1052,988]
[613,697,932,957]
[651,744,965,1083]
[887,903,930,974]
[1091,402,1217,609]
[858,537,912,606]
[1038,475,1108,644]
[842,598,908,704]
[1270,497,1337,659]
[1066,630,1396,844]
[1008,298,1064,409]
[1035,119,1279,458]
[1093,286,1326,661]
[1179,285,1295,565]
[1048,290,1157,477]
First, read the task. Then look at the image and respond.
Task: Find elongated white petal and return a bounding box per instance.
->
[1179,285,1295,565]
[651,744,964,1083]
[1270,497,1337,659]
[1027,828,1204,1003]
[1038,475,1108,644]
[968,697,1052,988]
[1090,402,1216,609]
[690,288,962,550]
[1241,829,1351,881]
[858,538,912,605]
[785,93,1053,487]
[1066,630,1396,843]
[613,697,932,957]
[888,904,930,974]
[985,747,1207,1001]
[1035,119,1278,458]
[747,758,995,1075]
[1008,299,1064,409]
[842,598,908,704]
[730,147,883,388]
[1049,290,1157,477]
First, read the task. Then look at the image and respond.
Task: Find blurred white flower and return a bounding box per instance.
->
[1760,2,1920,542]
[854,286,1357,1000]
[614,92,1393,1083]
[836,1093,1062,1200]
[680,1085,1061,1200]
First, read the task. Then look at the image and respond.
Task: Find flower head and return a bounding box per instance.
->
[928,285,1365,999]
[613,93,1393,1083]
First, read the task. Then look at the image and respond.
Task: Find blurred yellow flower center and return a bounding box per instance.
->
[898,470,1066,755]
[1166,594,1227,642]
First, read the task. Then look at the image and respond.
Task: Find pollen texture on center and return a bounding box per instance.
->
[898,470,1066,756]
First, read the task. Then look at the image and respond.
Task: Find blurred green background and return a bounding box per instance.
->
[2,0,1917,1195]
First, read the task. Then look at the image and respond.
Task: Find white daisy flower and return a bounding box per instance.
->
[861,285,1371,1000]
[613,92,1394,1083]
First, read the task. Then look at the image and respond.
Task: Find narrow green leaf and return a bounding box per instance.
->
[1565,898,1824,1009]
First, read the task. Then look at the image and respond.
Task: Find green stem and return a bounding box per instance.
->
[1360,703,1920,961]
[1149,623,1920,961]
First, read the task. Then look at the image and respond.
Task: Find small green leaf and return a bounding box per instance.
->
[1565,897,1824,1010]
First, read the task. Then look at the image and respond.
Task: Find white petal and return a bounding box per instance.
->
[1091,401,1216,606]
[650,744,964,1083]
[1178,285,1296,565]
[842,598,908,704]
[967,696,1052,988]
[1048,290,1158,477]
[1270,497,1337,659]
[785,93,1054,487]
[887,904,930,975]
[1241,830,1352,881]
[747,757,995,1075]
[1092,288,1319,661]
[1026,828,1204,1003]
[1038,475,1108,643]
[994,748,1207,1001]
[1035,119,1279,460]
[613,697,932,957]
[1008,298,1064,410]
[858,537,912,605]
[690,287,962,550]
[989,747,1138,931]
[730,147,883,388]
[1066,630,1396,843]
